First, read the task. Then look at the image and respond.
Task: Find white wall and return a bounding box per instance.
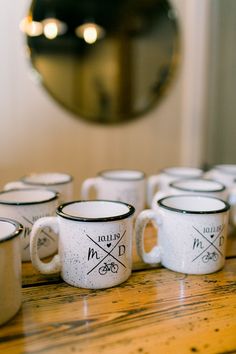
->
[0,0,204,197]
[205,0,236,166]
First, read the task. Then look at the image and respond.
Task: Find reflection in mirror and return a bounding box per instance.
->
[22,0,180,124]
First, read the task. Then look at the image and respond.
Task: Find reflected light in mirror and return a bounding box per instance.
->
[20,16,67,39]
[42,18,67,39]
[43,20,58,39]
[75,23,106,44]
[19,16,43,37]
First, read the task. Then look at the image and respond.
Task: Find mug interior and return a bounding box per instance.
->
[0,218,22,242]
[58,200,135,221]
[159,195,230,214]
[163,167,202,177]
[100,169,144,181]
[0,189,57,205]
[23,172,72,185]
[171,178,225,192]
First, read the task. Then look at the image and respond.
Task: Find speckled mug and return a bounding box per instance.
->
[0,189,59,261]
[4,172,74,204]
[205,164,236,188]
[151,178,227,208]
[81,169,146,216]
[30,200,135,289]
[135,195,230,274]
[205,165,236,226]
[0,218,23,326]
[147,167,203,207]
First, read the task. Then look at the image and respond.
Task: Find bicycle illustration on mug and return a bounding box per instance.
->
[202,251,218,263]
[99,262,119,275]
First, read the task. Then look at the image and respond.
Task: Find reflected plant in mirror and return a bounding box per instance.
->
[21,0,180,124]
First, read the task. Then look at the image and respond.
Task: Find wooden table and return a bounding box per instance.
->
[1,226,236,354]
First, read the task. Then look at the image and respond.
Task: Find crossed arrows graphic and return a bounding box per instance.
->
[22,215,55,249]
[86,230,126,275]
[192,225,224,263]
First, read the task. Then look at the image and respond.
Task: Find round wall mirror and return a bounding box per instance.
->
[23,0,180,124]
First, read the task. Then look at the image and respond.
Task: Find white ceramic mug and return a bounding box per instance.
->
[151,178,227,208]
[135,195,230,274]
[147,166,203,207]
[0,218,23,325]
[228,183,236,227]
[81,169,146,216]
[0,189,59,261]
[30,200,135,289]
[205,164,236,188]
[205,165,236,225]
[4,172,74,203]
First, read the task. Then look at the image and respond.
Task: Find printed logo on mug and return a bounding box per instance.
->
[81,169,146,216]
[30,200,135,289]
[0,189,59,261]
[135,195,230,274]
[4,172,74,204]
[0,218,23,325]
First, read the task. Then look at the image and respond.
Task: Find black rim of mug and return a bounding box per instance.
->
[21,173,73,186]
[158,194,230,214]
[0,217,23,243]
[57,199,136,222]
[0,188,59,205]
[98,169,145,181]
[170,178,226,193]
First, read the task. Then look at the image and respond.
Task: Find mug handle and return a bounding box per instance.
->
[81,177,98,199]
[30,217,61,274]
[151,190,167,210]
[147,175,162,208]
[203,170,214,179]
[135,209,162,264]
[4,181,27,190]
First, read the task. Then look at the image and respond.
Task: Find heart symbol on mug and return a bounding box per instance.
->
[107,243,112,248]
[210,234,214,239]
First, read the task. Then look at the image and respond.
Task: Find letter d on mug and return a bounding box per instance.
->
[30,200,135,289]
[135,195,230,274]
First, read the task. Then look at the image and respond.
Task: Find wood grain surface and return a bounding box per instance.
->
[1,257,236,354]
